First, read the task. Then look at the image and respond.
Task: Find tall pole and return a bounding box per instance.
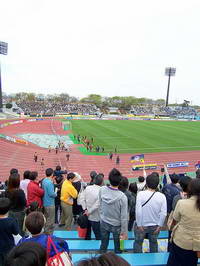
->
[0,63,2,112]
[165,67,176,107]
[0,41,8,113]
[165,68,171,107]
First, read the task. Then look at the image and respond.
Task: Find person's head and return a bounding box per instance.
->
[0,198,10,215]
[25,211,45,235]
[108,168,122,187]
[188,178,200,211]
[10,168,18,175]
[5,242,46,266]
[23,170,31,180]
[146,173,159,190]
[118,176,129,192]
[179,176,192,193]
[55,165,61,171]
[138,176,145,183]
[129,182,138,194]
[29,171,38,181]
[67,172,76,181]
[196,169,200,179]
[77,252,130,266]
[45,168,54,177]
[90,171,97,181]
[8,173,20,191]
[94,174,104,186]
[170,173,179,184]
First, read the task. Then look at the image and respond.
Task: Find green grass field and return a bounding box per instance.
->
[68,120,200,154]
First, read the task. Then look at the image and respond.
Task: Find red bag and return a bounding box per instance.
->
[78,226,87,238]
[47,236,72,266]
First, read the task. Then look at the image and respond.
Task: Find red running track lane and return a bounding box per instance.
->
[0,119,200,182]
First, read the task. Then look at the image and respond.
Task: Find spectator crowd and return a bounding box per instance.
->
[16,100,98,115]
[0,166,200,266]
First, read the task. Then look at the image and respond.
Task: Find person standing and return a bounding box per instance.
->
[34,152,38,163]
[27,171,44,210]
[60,173,78,230]
[167,178,200,266]
[116,156,120,165]
[20,170,31,199]
[5,173,26,236]
[99,168,128,254]
[42,168,57,234]
[81,174,104,240]
[109,152,113,160]
[134,173,167,253]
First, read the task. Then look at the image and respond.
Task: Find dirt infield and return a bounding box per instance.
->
[0,118,199,182]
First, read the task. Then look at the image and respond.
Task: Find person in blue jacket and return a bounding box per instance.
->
[19,211,71,259]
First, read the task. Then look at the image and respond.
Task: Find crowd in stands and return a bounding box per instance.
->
[16,100,98,115]
[1,166,200,265]
[131,105,198,117]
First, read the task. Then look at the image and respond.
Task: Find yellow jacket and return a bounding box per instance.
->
[60,180,78,205]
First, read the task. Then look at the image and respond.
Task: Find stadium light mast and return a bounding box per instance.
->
[0,41,8,112]
[165,67,176,107]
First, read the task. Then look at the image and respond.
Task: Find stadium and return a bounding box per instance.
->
[1,1,200,265]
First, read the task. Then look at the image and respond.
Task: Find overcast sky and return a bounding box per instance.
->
[1,0,200,104]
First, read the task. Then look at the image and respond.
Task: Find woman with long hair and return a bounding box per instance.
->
[5,173,26,236]
[167,178,200,266]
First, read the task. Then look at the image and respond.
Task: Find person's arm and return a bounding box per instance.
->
[34,184,44,197]
[68,185,78,199]
[173,200,181,222]
[164,164,171,184]
[135,192,143,227]
[47,182,57,198]
[19,190,27,208]
[12,219,19,235]
[158,194,167,227]
[120,195,128,236]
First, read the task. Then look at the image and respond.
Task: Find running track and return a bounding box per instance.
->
[0,119,199,182]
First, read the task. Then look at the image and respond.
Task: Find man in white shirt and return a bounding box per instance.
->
[134,173,167,253]
[82,174,104,240]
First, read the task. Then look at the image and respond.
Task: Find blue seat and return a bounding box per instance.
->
[53,230,168,240]
[72,253,170,266]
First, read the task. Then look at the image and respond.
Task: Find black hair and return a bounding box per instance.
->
[23,170,31,180]
[77,251,130,266]
[56,165,61,171]
[10,168,18,175]
[138,176,145,183]
[146,174,159,190]
[94,174,104,186]
[129,182,138,194]
[108,168,122,187]
[188,178,200,211]
[29,171,38,181]
[45,168,54,177]
[196,169,200,179]
[118,176,129,192]
[0,198,10,215]
[170,173,179,184]
[179,176,192,193]
[5,241,46,266]
[67,172,75,180]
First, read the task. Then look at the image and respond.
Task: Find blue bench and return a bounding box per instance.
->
[53,230,168,240]
[72,253,170,266]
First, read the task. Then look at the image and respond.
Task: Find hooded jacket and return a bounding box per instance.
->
[99,186,128,233]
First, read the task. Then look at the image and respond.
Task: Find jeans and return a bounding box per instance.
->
[100,221,121,253]
[133,225,159,253]
[85,220,101,240]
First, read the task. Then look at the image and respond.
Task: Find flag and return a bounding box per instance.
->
[130,154,144,163]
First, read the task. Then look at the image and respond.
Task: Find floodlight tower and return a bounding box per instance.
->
[0,41,8,112]
[165,67,176,107]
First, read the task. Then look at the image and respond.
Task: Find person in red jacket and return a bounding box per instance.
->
[27,171,44,209]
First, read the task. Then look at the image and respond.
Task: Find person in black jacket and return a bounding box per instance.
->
[53,166,67,224]
[5,173,26,236]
